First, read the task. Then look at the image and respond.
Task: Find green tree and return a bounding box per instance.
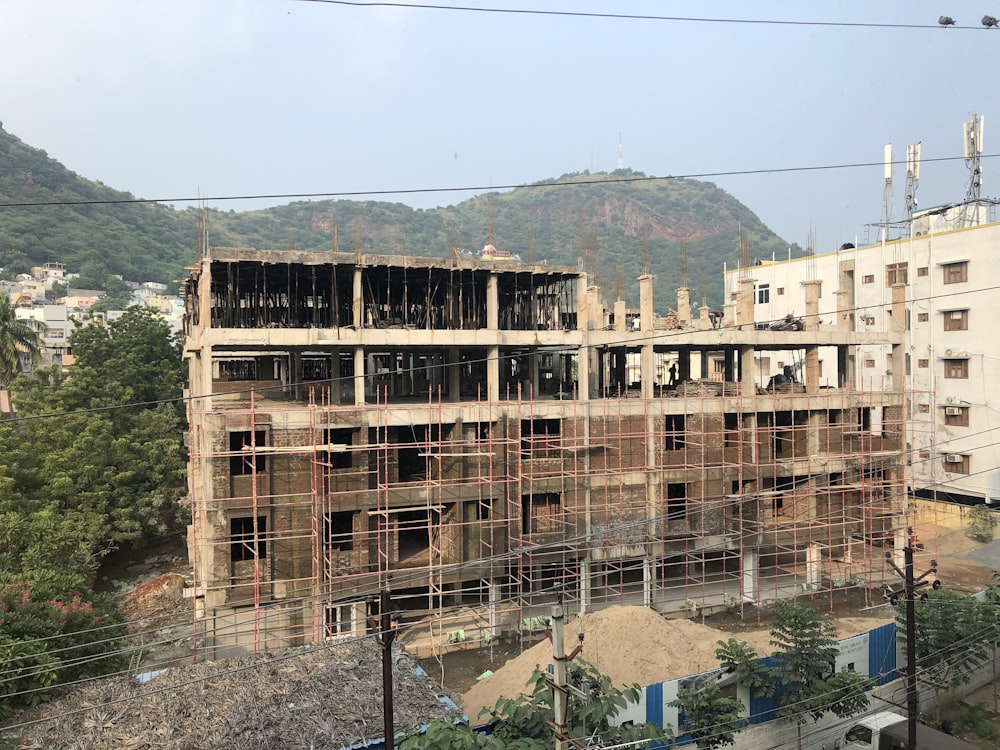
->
[670,681,744,749]
[904,589,1000,723]
[768,601,871,750]
[0,291,46,388]
[715,637,774,697]
[400,660,670,750]
[967,504,997,543]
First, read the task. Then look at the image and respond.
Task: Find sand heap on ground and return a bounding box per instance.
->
[460,605,889,719]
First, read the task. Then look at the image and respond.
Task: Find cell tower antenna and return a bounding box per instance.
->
[905,142,921,235]
[881,143,894,244]
[964,113,985,224]
[617,132,624,170]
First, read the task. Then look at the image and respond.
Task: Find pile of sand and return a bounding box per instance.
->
[460,605,890,719]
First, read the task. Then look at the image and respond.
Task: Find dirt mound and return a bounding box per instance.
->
[459,605,891,719]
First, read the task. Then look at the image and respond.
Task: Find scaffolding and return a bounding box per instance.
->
[185,246,917,664]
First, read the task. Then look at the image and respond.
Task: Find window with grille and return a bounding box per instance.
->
[943,310,968,331]
[918,359,929,368]
[917,312,929,322]
[863,274,874,284]
[943,261,969,284]
[917,266,929,277]
[886,262,908,286]
[944,359,969,379]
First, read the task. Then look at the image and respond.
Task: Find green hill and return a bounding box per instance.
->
[0,124,794,309]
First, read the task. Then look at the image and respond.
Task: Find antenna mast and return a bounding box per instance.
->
[617,132,623,170]
[881,144,894,243]
[904,142,921,235]
[964,113,985,224]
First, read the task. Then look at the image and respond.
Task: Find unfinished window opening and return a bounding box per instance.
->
[218,359,258,381]
[724,413,740,447]
[664,414,685,451]
[397,425,440,482]
[231,516,267,561]
[322,428,354,470]
[229,430,267,475]
[496,272,578,331]
[397,510,438,566]
[324,603,356,639]
[521,419,560,458]
[302,357,330,382]
[521,493,562,535]
[857,407,872,433]
[324,511,356,551]
[666,483,688,520]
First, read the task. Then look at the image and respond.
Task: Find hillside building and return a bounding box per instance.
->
[726,216,1000,505]
[183,246,907,658]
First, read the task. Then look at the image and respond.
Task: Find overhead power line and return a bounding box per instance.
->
[0,153,994,209]
[295,1,997,32]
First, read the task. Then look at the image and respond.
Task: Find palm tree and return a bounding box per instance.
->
[0,291,47,388]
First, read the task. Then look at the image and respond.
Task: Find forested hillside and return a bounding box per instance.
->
[0,124,795,308]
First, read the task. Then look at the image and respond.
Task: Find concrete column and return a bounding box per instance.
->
[802,279,821,332]
[579,559,591,616]
[741,547,758,604]
[448,346,461,402]
[835,290,851,331]
[614,300,627,332]
[639,275,655,399]
[575,273,589,331]
[487,345,500,403]
[354,348,365,406]
[805,346,820,394]
[577,348,590,400]
[487,274,498,330]
[330,350,342,404]
[488,580,502,638]
[806,543,822,589]
[679,349,692,383]
[700,351,710,379]
[589,286,604,330]
[723,350,735,383]
[737,278,755,330]
[739,346,755,397]
[352,267,363,328]
[676,287,692,327]
[699,305,711,331]
[529,353,540,398]
[643,558,655,607]
[890,283,906,392]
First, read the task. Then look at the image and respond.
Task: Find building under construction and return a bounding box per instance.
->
[183,246,908,659]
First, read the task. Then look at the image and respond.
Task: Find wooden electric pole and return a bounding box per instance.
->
[546,601,584,750]
[886,546,938,750]
[372,589,397,749]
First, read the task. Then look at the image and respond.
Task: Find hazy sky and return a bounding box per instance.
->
[2,1,998,252]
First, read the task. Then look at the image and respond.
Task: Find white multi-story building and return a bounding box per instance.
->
[725,213,1000,505]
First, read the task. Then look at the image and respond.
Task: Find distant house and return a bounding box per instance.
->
[63,289,106,311]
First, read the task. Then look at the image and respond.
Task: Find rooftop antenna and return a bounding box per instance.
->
[964,113,985,224]
[354,214,362,263]
[905,142,921,235]
[640,235,650,277]
[737,225,751,281]
[615,265,624,301]
[617,132,624,171]
[881,143,894,244]
[528,222,536,265]
[487,193,496,248]
[332,219,340,253]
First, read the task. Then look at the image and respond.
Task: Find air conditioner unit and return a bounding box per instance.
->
[944,348,956,357]
[946,396,961,405]
[945,407,963,416]
[945,453,964,463]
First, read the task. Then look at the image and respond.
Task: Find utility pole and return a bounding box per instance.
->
[546,600,584,750]
[886,546,938,750]
[371,589,397,749]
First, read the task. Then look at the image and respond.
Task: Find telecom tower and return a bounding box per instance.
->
[964,113,985,225]
[881,144,893,243]
[617,132,623,171]
[905,142,921,236]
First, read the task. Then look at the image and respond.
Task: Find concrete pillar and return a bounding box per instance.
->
[890,283,905,392]
[739,346,755,397]
[676,287,692,327]
[589,286,603,330]
[487,345,500,403]
[579,559,591,616]
[802,279,821,332]
[354,348,365,406]
[805,346,820,394]
[723,350,735,383]
[700,351,710,379]
[806,543,822,589]
[529,353,540,398]
[737,277,755,330]
[488,580,502,638]
[643,558,655,607]
[448,346,460,402]
[679,349,692,383]
[487,274,498,330]
[741,547,758,604]
[699,305,711,331]
[577,348,590,400]
[640,274,655,400]
[614,299,627,332]
[835,290,851,331]
[352,267,363,328]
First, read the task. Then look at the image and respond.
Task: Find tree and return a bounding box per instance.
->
[768,601,871,750]
[0,291,46,388]
[400,660,670,750]
[967,504,997,543]
[670,681,744,749]
[904,589,1000,723]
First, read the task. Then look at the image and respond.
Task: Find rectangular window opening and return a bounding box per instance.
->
[231,516,267,561]
[230,430,267,475]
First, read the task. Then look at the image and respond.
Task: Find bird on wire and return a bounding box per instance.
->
[983,14,999,27]
[939,15,956,26]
